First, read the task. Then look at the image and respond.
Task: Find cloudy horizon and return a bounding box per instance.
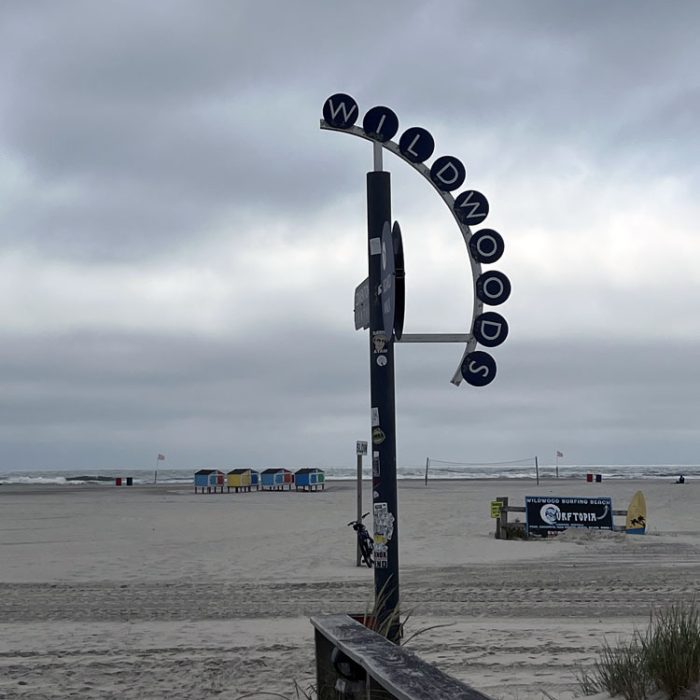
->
[2,0,699,471]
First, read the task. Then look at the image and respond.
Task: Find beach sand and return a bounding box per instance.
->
[1,478,698,699]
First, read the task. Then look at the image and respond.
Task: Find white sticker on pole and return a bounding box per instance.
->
[371,407,379,426]
[369,237,382,255]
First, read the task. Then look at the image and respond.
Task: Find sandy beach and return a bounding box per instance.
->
[1,477,698,699]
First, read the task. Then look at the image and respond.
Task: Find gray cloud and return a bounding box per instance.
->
[1,0,698,471]
[3,0,697,262]
[1,328,698,469]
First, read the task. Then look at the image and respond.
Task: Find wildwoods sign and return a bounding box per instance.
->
[321,92,510,387]
[525,496,614,535]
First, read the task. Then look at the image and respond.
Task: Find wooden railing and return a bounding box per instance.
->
[311,614,493,699]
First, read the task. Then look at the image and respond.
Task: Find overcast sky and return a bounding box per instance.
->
[2,0,699,472]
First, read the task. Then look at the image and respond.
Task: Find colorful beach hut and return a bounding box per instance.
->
[294,468,325,492]
[226,468,253,493]
[250,469,260,490]
[260,468,294,491]
[194,468,225,494]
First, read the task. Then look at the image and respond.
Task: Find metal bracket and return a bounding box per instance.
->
[397,334,471,343]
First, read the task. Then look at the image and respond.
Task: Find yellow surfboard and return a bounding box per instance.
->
[625,490,647,534]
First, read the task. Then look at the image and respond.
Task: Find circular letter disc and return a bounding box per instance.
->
[363,106,399,142]
[461,351,497,387]
[322,93,359,129]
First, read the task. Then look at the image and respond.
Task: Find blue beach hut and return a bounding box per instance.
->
[294,468,325,492]
[250,470,260,490]
[194,468,225,494]
[261,468,293,491]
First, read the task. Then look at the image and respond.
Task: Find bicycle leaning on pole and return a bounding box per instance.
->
[348,512,373,567]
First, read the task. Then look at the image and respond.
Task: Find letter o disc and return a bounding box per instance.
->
[469,229,504,264]
[476,271,511,306]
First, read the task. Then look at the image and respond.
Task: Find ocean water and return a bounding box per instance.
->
[0,464,698,486]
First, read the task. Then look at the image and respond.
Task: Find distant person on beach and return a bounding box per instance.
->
[676,474,685,484]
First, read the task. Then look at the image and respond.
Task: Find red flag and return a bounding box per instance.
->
[556,450,563,458]
[157,454,165,460]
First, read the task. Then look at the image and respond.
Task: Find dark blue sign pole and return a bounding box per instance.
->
[366,166,400,643]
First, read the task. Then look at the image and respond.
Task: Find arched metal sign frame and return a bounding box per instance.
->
[320,117,505,386]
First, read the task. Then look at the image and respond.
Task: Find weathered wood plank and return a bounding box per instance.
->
[311,614,493,700]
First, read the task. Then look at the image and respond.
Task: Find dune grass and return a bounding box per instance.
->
[578,601,700,700]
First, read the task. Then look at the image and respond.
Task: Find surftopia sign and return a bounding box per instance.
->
[525,496,614,535]
[321,93,510,387]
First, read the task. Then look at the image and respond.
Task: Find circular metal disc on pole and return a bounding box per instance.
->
[381,222,396,340]
[379,221,405,342]
[393,222,405,342]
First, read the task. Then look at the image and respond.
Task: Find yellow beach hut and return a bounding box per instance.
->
[226,468,253,493]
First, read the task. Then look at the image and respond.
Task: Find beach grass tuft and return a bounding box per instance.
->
[581,636,651,699]
[644,602,700,699]
[578,600,700,699]
[361,578,454,645]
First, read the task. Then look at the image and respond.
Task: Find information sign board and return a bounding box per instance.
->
[354,277,370,330]
[525,496,613,535]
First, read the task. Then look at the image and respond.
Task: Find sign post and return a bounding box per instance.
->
[367,169,400,639]
[356,440,368,566]
[321,92,511,644]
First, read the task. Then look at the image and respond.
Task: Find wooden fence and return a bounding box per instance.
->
[493,496,628,539]
[311,614,493,699]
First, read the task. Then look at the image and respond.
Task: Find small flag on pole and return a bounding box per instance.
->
[157,454,165,461]
[556,450,563,458]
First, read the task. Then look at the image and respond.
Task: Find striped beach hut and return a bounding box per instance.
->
[194,469,225,494]
[294,468,325,492]
[260,468,294,491]
[226,468,253,493]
